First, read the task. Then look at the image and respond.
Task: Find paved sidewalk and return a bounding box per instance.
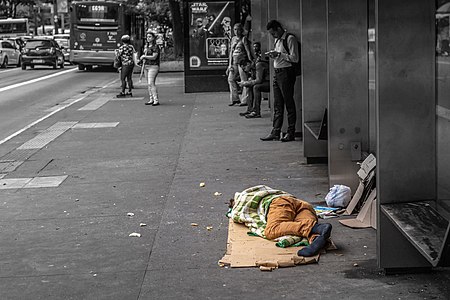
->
[0,72,449,299]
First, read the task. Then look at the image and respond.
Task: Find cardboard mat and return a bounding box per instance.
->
[219,219,321,271]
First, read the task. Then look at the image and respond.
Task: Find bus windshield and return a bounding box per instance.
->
[75,4,118,23]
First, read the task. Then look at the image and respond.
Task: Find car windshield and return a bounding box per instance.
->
[25,40,51,48]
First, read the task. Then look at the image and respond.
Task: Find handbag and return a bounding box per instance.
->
[113,53,122,69]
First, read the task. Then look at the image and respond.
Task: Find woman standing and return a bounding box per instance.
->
[116,35,136,97]
[227,23,253,106]
[140,31,161,106]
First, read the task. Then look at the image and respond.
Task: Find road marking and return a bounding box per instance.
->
[72,122,119,129]
[0,79,118,146]
[0,175,67,189]
[0,68,77,93]
[17,122,77,150]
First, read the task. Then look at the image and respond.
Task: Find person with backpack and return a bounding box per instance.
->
[260,20,300,142]
[115,35,137,98]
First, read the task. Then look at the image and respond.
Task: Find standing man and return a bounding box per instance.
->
[261,20,299,142]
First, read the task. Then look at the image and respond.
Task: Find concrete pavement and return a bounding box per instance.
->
[0,71,449,299]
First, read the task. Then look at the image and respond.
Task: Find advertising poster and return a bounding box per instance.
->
[188,1,235,70]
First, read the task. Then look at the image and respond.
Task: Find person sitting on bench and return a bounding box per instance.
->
[229,185,332,257]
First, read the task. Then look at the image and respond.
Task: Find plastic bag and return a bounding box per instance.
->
[325,185,351,208]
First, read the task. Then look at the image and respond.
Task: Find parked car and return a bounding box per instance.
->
[0,39,21,68]
[21,38,64,70]
[55,38,70,62]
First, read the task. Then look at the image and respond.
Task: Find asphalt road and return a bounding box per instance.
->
[0,65,119,143]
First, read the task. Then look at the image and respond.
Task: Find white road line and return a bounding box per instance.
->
[0,68,77,93]
[0,78,118,146]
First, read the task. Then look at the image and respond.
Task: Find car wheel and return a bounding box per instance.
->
[53,58,57,69]
[1,56,7,68]
[86,65,93,71]
[78,64,85,71]
[21,63,26,70]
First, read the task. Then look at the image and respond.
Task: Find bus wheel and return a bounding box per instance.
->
[78,64,85,71]
[86,65,93,71]
[30,65,34,69]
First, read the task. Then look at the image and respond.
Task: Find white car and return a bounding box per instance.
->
[0,39,21,68]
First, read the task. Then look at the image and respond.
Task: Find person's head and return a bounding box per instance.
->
[233,23,244,37]
[253,41,261,54]
[222,16,231,26]
[208,14,215,22]
[146,31,156,44]
[196,18,203,27]
[121,34,130,44]
[238,58,252,73]
[266,20,284,39]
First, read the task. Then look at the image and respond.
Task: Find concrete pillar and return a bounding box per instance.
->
[327,0,369,191]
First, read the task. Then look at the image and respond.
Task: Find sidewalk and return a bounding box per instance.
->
[0,72,449,299]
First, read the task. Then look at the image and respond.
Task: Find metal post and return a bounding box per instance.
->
[53,0,59,34]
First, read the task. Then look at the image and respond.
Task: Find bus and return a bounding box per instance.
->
[0,18,29,38]
[69,0,144,70]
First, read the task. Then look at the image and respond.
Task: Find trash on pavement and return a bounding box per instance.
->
[129,232,141,237]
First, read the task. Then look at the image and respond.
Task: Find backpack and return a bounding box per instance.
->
[282,33,301,76]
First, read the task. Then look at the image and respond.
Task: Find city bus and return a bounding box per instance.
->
[0,18,29,38]
[69,0,144,70]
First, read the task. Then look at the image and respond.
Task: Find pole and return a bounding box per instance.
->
[53,0,59,34]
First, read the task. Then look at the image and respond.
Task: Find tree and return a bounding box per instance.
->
[0,0,35,18]
[129,0,183,58]
[168,0,183,58]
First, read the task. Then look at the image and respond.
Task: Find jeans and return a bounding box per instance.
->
[146,65,159,101]
[251,80,270,115]
[120,64,134,93]
[228,64,250,104]
[272,67,297,134]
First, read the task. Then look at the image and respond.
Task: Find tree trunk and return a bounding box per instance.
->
[168,0,183,58]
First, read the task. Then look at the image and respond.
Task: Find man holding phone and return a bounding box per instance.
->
[261,20,299,142]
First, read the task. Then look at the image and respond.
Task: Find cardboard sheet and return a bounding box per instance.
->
[219,219,320,270]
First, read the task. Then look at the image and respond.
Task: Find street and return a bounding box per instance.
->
[0,65,117,143]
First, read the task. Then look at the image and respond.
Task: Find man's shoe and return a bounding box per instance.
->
[152,101,160,106]
[116,92,126,98]
[239,103,248,106]
[239,111,251,116]
[260,133,280,141]
[280,133,295,142]
[245,112,261,119]
[126,92,133,97]
[228,101,240,106]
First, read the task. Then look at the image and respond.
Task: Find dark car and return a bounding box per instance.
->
[21,39,64,70]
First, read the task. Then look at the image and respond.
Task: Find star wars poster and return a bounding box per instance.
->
[188,1,235,70]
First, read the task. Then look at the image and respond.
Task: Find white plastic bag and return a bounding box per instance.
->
[325,185,351,208]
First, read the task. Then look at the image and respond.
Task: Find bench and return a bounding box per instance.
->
[304,108,327,140]
[381,201,450,267]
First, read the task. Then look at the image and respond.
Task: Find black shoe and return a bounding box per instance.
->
[260,133,280,141]
[239,103,248,106]
[152,101,160,106]
[116,92,126,98]
[228,101,240,106]
[280,133,295,142]
[239,111,251,116]
[126,92,133,97]
[245,112,261,119]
